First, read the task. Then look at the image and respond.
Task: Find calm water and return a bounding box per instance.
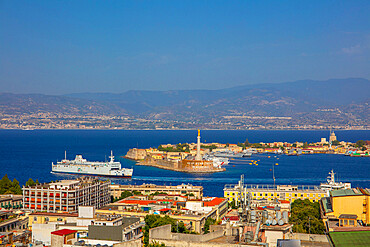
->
[0,130,369,197]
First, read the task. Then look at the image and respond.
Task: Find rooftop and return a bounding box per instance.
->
[29,212,78,217]
[51,229,77,236]
[203,198,226,207]
[339,214,358,219]
[224,183,323,192]
[330,188,369,197]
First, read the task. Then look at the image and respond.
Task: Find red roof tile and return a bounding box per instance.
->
[51,229,77,236]
[280,200,290,204]
[204,198,225,207]
[159,208,172,212]
[224,216,239,221]
[121,200,156,206]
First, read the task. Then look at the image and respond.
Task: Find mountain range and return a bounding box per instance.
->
[1,78,369,126]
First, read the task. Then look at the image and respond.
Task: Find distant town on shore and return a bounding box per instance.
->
[1,78,369,130]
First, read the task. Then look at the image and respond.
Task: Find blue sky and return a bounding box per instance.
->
[0,0,369,94]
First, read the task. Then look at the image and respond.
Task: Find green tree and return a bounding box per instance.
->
[303,142,308,148]
[237,142,245,149]
[229,199,238,209]
[204,218,216,234]
[143,215,194,246]
[356,140,366,148]
[10,179,22,194]
[0,175,12,194]
[332,140,340,146]
[0,175,22,195]
[148,241,166,247]
[25,178,36,187]
[289,199,325,234]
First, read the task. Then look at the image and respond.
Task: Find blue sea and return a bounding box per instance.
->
[0,130,369,197]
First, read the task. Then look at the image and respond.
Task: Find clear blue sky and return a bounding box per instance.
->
[1,0,369,94]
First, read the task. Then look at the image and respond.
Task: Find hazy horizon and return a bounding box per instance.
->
[1,1,370,94]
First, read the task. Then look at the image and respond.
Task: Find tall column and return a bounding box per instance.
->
[196,129,202,161]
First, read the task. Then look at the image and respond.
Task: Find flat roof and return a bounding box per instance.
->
[339,214,358,219]
[203,198,226,207]
[50,180,80,186]
[330,189,365,197]
[51,229,77,236]
[29,212,78,217]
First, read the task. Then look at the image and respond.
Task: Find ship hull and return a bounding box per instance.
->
[51,170,132,178]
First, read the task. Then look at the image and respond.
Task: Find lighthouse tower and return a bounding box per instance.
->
[195,129,202,161]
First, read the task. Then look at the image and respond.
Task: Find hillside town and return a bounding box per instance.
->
[1,112,369,130]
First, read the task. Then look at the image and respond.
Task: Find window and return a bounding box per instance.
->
[344,220,348,225]
[349,220,354,226]
[33,217,37,222]
[265,193,268,197]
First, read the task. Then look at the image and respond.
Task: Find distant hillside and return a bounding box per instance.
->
[0,93,126,115]
[65,78,370,121]
[1,78,369,126]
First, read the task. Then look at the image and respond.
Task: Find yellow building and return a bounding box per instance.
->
[110,183,203,199]
[224,184,327,204]
[321,188,370,226]
[28,212,78,229]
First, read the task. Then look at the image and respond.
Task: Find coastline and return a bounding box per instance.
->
[135,160,226,173]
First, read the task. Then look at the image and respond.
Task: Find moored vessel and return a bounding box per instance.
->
[52,151,133,178]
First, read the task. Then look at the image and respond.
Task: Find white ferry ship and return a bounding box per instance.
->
[320,170,351,192]
[52,151,133,178]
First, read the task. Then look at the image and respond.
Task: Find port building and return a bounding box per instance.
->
[321,188,370,229]
[110,183,203,199]
[22,177,110,213]
[224,184,327,204]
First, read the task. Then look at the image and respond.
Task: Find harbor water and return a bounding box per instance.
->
[0,129,369,197]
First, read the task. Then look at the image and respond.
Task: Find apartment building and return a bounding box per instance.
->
[110,183,203,199]
[23,177,110,213]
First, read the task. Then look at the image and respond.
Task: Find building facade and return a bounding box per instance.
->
[224,184,327,204]
[110,183,203,199]
[321,188,370,226]
[0,195,23,209]
[23,177,110,213]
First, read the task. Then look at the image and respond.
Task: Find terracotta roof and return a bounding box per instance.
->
[224,216,239,221]
[51,229,77,236]
[121,200,156,206]
[279,200,290,204]
[159,208,172,212]
[203,198,225,207]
